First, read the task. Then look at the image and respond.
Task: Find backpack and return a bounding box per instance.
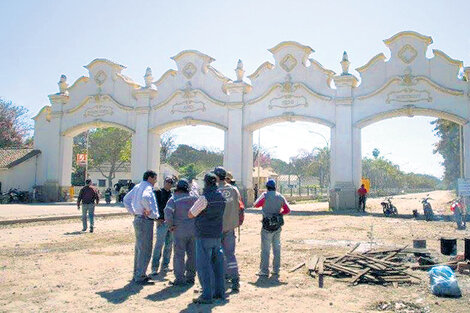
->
[262,214,284,232]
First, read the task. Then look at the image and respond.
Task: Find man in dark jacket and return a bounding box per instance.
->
[150,177,174,275]
[77,179,100,233]
[188,173,226,304]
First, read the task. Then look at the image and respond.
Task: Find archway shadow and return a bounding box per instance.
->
[96,281,143,304]
[248,276,288,288]
[146,284,192,302]
[245,208,468,221]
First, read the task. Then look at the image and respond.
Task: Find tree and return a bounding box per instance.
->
[180,163,200,181]
[253,145,272,168]
[168,144,223,171]
[431,119,460,188]
[88,128,132,187]
[71,133,87,186]
[0,98,31,148]
[309,147,330,188]
[160,133,177,162]
[372,148,380,159]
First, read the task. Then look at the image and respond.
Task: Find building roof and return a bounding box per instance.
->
[252,167,278,178]
[0,148,41,169]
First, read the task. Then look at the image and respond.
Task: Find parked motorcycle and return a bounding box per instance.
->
[450,197,466,230]
[8,188,20,203]
[421,195,434,221]
[381,197,398,217]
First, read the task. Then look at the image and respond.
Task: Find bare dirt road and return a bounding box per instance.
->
[0,190,469,312]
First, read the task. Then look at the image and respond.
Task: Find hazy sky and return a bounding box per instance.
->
[1,0,468,178]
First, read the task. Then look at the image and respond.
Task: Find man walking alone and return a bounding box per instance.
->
[77,179,100,233]
[123,171,159,285]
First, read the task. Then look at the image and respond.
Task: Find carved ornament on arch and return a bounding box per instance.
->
[182,62,197,79]
[280,54,298,72]
[398,44,418,64]
[94,70,107,86]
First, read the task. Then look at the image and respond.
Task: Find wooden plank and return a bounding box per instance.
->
[318,256,325,288]
[307,255,319,271]
[332,243,361,264]
[288,262,305,273]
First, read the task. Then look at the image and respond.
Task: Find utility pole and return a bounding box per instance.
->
[85,130,89,185]
[460,125,464,178]
[257,129,261,189]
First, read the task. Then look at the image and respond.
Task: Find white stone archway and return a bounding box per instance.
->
[33,31,470,207]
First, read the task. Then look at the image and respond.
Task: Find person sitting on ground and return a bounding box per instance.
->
[188,173,226,304]
[164,179,198,285]
[253,179,291,278]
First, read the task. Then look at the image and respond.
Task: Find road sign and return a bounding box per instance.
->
[457,178,470,196]
[76,153,88,166]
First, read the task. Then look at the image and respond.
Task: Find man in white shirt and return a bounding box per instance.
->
[123,170,159,285]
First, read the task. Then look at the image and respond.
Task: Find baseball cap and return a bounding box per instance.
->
[266,179,276,189]
[213,166,227,180]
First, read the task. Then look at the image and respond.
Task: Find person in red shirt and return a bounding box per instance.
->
[357,184,368,212]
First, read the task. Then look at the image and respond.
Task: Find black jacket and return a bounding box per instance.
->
[154,188,172,220]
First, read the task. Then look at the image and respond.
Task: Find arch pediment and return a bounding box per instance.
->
[355,31,465,95]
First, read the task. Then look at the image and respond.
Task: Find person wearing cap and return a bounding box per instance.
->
[213,166,243,293]
[123,170,159,285]
[188,173,226,304]
[253,179,291,277]
[164,179,198,285]
[150,177,174,276]
[77,179,100,233]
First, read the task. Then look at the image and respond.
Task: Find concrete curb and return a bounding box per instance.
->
[0,212,129,226]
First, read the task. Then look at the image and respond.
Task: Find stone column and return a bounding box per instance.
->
[330,71,358,210]
[148,131,161,184]
[223,69,253,204]
[131,87,156,182]
[58,135,73,188]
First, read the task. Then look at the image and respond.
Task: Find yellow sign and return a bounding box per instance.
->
[361,178,371,192]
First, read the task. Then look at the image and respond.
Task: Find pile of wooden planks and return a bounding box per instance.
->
[290,244,421,286]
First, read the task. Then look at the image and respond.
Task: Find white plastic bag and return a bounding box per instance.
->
[428,265,461,297]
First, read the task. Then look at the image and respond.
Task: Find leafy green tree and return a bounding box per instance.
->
[88,128,132,187]
[71,133,87,186]
[180,163,201,181]
[168,144,223,171]
[160,133,176,162]
[0,98,31,148]
[372,148,380,159]
[431,119,460,188]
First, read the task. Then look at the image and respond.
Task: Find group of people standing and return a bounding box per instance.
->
[123,166,291,304]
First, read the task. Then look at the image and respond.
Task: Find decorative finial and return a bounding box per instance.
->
[340,51,350,75]
[58,74,69,95]
[144,67,153,88]
[235,59,245,82]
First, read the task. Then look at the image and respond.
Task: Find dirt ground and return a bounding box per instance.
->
[0,190,469,312]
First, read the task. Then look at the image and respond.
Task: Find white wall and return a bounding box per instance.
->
[0,155,40,192]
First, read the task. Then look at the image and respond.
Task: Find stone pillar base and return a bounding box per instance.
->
[329,182,357,210]
[239,187,254,208]
[43,181,60,202]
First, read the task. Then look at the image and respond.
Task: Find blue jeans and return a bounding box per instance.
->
[151,222,173,273]
[173,235,196,283]
[222,230,239,279]
[196,238,225,300]
[133,216,154,282]
[81,203,95,230]
[260,228,281,275]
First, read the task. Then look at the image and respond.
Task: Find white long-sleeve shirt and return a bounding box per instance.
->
[123,181,159,219]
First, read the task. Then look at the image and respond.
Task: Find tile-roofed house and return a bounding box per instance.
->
[0,148,42,193]
[0,148,41,169]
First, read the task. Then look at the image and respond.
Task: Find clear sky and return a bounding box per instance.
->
[1,0,468,178]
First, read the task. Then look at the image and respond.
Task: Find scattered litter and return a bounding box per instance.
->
[428,265,461,298]
[373,300,430,313]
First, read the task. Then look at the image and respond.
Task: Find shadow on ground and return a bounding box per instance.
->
[63,231,84,236]
[146,284,192,301]
[96,281,143,304]
[179,298,229,313]
[245,208,468,222]
[248,276,288,288]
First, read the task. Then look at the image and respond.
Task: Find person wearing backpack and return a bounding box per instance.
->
[253,179,291,277]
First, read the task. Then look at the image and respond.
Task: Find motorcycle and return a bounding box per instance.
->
[8,188,20,203]
[381,197,398,217]
[421,195,434,221]
[450,197,466,229]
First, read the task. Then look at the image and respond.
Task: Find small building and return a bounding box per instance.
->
[0,148,41,193]
[252,167,278,187]
[87,162,180,190]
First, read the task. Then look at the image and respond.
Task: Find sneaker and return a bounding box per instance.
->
[134,277,155,285]
[90,227,94,233]
[231,278,240,293]
[192,296,213,304]
[82,228,87,232]
[186,278,195,285]
[169,280,187,286]
[256,272,269,277]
